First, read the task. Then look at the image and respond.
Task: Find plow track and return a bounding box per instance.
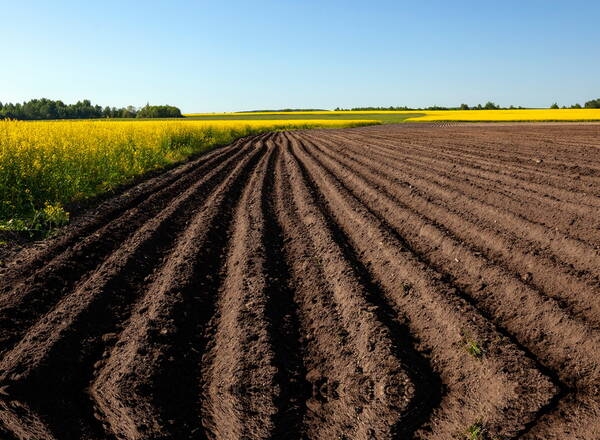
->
[0,124,599,439]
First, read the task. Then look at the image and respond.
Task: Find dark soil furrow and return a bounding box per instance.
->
[90,138,266,440]
[520,393,600,439]
[348,126,600,193]
[314,129,599,290]
[303,130,586,439]
[0,137,259,384]
[288,132,556,439]
[295,132,587,437]
[330,128,600,209]
[319,132,600,274]
[0,400,57,440]
[278,133,442,438]
[275,135,416,439]
[0,138,265,440]
[332,132,600,243]
[350,135,600,243]
[260,142,310,439]
[300,131,600,386]
[201,147,280,440]
[305,131,600,334]
[297,128,600,438]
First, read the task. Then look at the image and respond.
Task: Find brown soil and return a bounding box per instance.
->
[0,123,599,440]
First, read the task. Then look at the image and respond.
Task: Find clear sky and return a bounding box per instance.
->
[2,0,598,112]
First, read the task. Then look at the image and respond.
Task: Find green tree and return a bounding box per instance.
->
[137,104,182,118]
[584,98,600,108]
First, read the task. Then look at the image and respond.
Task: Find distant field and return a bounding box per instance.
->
[407,108,600,121]
[186,112,418,123]
[186,108,600,123]
[0,118,374,230]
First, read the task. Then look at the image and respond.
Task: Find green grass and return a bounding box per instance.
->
[0,202,69,237]
[465,340,484,358]
[465,423,486,440]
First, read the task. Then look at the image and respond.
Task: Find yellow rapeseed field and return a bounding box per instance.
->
[186,109,600,123]
[0,118,375,229]
[405,108,600,122]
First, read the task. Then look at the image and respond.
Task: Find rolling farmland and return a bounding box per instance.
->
[1,123,600,439]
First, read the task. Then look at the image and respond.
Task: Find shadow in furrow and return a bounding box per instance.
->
[292,133,569,436]
[284,133,443,439]
[152,140,267,439]
[261,145,311,439]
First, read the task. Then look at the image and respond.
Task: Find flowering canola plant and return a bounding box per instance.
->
[0,118,375,227]
[404,109,600,122]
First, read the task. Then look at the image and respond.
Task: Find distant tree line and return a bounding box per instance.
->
[0,98,182,120]
[338,103,512,111]
[338,106,415,111]
[583,98,600,108]
[549,99,600,109]
[339,98,600,111]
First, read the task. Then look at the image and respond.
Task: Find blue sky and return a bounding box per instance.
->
[2,0,598,112]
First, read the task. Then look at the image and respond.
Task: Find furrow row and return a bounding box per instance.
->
[329,129,600,218]
[200,147,279,439]
[304,130,600,330]
[332,131,600,243]
[360,125,600,183]
[340,128,600,205]
[274,134,422,439]
[295,126,600,438]
[90,138,266,440]
[0,137,266,439]
[316,129,600,281]
[286,132,556,439]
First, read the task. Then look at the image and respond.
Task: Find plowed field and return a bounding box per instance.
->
[1,123,599,440]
